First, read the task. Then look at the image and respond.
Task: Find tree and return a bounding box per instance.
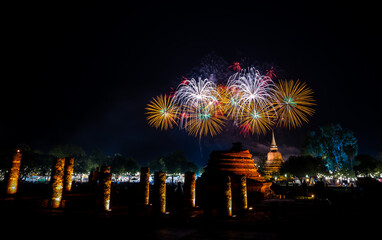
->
[87,149,108,171]
[302,124,358,173]
[12,144,52,180]
[280,155,327,180]
[164,151,187,174]
[254,152,267,176]
[354,154,382,176]
[181,161,199,173]
[301,131,322,157]
[49,144,88,173]
[148,150,198,174]
[19,150,53,180]
[148,157,167,173]
[377,152,382,162]
[110,153,139,174]
[49,144,86,158]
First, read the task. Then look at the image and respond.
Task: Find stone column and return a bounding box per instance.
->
[64,157,74,192]
[222,175,232,217]
[101,166,112,211]
[139,167,150,205]
[6,150,22,195]
[184,172,196,208]
[51,158,65,208]
[238,175,248,210]
[153,171,166,214]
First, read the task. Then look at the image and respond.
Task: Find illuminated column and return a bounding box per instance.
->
[139,167,150,205]
[184,172,196,208]
[223,175,232,217]
[153,171,166,214]
[238,175,248,210]
[64,157,74,192]
[101,166,112,211]
[51,158,65,208]
[6,150,22,195]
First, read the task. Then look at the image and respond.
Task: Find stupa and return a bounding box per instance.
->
[263,131,284,179]
[197,143,272,213]
[204,142,266,183]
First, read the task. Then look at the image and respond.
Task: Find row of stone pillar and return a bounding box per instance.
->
[5,151,245,217]
[139,168,196,214]
[50,157,75,208]
[5,151,77,208]
[50,159,113,210]
[201,174,248,217]
[222,175,248,217]
[4,151,191,213]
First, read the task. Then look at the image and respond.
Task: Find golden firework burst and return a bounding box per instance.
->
[145,94,178,131]
[238,103,275,135]
[218,86,240,119]
[274,80,316,128]
[184,103,226,138]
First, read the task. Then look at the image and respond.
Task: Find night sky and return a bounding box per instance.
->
[3,1,381,166]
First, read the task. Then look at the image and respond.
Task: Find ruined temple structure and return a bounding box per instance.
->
[263,131,284,180]
[198,142,272,215]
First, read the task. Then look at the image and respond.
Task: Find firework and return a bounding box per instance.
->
[273,79,315,128]
[228,62,242,72]
[227,68,276,123]
[145,94,178,131]
[173,78,225,136]
[184,103,226,138]
[218,85,239,119]
[145,60,317,138]
[265,67,277,79]
[173,78,219,111]
[238,103,275,135]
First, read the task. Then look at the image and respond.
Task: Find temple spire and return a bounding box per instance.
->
[270,130,278,151]
[264,130,284,180]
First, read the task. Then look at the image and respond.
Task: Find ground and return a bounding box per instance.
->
[1,182,380,239]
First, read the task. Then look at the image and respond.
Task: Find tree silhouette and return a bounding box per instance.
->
[302,124,358,173]
[280,155,327,180]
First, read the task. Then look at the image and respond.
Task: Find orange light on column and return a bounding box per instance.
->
[184,172,196,208]
[64,157,74,192]
[153,171,166,214]
[223,175,232,217]
[6,150,22,195]
[140,167,150,205]
[239,175,248,210]
[51,158,65,208]
[101,166,112,211]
